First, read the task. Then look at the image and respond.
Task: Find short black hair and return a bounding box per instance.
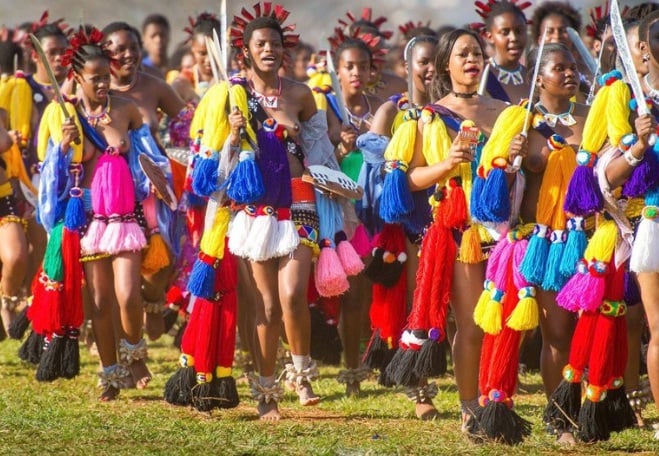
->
[142,14,170,33]
[33,23,67,42]
[639,10,659,43]
[531,1,581,41]
[102,21,143,49]
[485,1,528,31]
[334,38,372,68]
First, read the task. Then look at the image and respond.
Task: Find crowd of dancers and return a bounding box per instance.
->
[0,0,658,446]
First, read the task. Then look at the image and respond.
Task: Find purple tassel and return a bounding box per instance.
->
[564,151,602,216]
[256,120,291,208]
[622,149,658,198]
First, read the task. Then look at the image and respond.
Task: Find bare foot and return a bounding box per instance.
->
[416,401,439,420]
[258,400,281,421]
[127,359,152,389]
[99,385,120,401]
[0,307,15,334]
[144,311,165,341]
[296,381,320,406]
[557,431,576,445]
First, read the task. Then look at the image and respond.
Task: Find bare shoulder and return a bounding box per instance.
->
[366,93,384,112]
[283,77,313,100]
[370,99,398,136]
[574,102,590,118]
[139,71,171,92]
[484,96,509,114]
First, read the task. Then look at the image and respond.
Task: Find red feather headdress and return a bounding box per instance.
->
[183,12,219,42]
[327,27,388,67]
[398,21,432,41]
[61,26,105,79]
[469,0,532,36]
[229,2,299,50]
[337,8,393,41]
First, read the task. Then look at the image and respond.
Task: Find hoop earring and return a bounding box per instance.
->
[643,53,651,63]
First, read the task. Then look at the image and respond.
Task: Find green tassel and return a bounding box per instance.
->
[43,222,64,281]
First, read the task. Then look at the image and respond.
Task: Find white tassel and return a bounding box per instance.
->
[630,217,659,273]
[246,214,279,262]
[274,220,300,257]
[228,210,253,258]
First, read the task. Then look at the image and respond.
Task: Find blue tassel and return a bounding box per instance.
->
[520,224,550,285]
[542,232,567,291]
[191,153,219,197]
[380,164,413,223]
[224,151,265,204]
[560,220,587,278]
[64,189,86,231]
[480,168,510,223]
[470,175,486,221]
[186,257,216,299]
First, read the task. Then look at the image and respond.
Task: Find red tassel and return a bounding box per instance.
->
[443,177,467,228]
[62,229,83,329]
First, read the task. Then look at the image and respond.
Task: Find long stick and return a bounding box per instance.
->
[512,29,548,170]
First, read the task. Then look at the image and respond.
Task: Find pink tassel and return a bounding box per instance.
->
[556,262,605,312]
[485,236,508,280]
[142,194,158,229]
[80,218,107,255]
[335,230,364,276]
[490,240,515,289]
[100,219,147,254]
[91,153,136,216]
[314,244,349,297]
[349,224,371,257]
[512,239,530,289]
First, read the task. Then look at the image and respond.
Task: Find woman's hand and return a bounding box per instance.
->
[633,114,655,155]
[339,124,357,151]
[228,106,246,146]
[446,134,475,168]
[61,118,80,153]
[508,134,528,166]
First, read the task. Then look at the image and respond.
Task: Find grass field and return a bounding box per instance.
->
[1,334,658,455]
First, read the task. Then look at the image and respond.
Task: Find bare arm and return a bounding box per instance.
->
[158,78,186,117]
[369,101,398,137]
[605,114,655,189]
[407,121,472,191]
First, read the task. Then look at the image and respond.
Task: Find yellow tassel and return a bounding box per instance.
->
[37,101,83,163]
[10,76,32,148]
[459,224,484,264]
[606,80,633,147]
[199,81,230,153]
[480,288,504,335]
[390,109,406,134]
[141,233,171,275]
[1,143,36,194]
[0,76,16,113]
[384,111,419,164]
[216,366,232,378]
[474,279,494,327]
[578,82,618,156]
[200,206,231,259]
[0,181,12,198]
[229,83,256,150]
[478,105,526,175]
[506,287,539,331]
[421,110,452,168]
[583,218,617,263]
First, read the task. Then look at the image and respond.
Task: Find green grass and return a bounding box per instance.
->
[1,335,658,455]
